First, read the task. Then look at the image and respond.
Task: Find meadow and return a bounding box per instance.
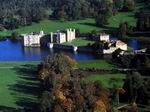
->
[0,61,39,109]
[84,74,126,88]
[0,60,119,108]
[78,60,116,69]
[0,11,137,37]
[62,38,95,46]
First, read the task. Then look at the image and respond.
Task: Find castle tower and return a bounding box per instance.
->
[40,31,44,35]
[66,28,75,42]
[50,32,53,43]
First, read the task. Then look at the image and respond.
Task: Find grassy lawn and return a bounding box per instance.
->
[78,60,116,69]
[62,38,95,47]
[107,12,136,28]
[0,61,39,109]
[0,19,100,36]
[0,10,137,37]
[84,74,126,88]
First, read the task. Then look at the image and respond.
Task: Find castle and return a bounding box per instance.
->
[50,29,75,44]
[93,33,110,42]
[21,31,44,47]
[22,29,75,47]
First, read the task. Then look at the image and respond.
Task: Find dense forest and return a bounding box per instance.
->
[0,0,48,29]
[37,53,150,112]
[0,0,149,30]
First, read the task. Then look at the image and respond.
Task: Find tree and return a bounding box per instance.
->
[113,0,124,10]
[109,76,125,105]
[123,0,135,11]
[95,13,108,27]
[38,54,112,112]
[53,104,65,112]
[40,91,54,112]
[51,0,114,21]
[132,72,144,102]
[56,8,67,21]
[123,72,145,103]
[40,53,76,80]
[11,32,18,40]
[75,28,80,37]
[144,57,150,68]
[93,81,110,112]
[146,46,150,54]
[0,0,48,29]
[94,99,107,112]
[118,22,129,38]
[112,48,122,61]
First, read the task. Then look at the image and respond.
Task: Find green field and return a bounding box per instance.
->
[0,19,100,36]
[0,0,146,37]
[78,60,116,69]
[63,38,95,46]
[0,10,137,37]
[85,74,126,88]
[0,60,116,108]
[0,61,39,109]
[107,12,136,28]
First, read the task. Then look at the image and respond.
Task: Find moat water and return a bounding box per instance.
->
[0,38,148,61]
[0,39,98,61]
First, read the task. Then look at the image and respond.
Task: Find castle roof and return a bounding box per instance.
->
[116,40,126,46]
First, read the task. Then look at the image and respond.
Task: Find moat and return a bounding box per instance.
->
[0,39,98,61]
[0,38,148,61]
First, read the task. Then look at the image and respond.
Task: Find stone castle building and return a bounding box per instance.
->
[99,34,110,42]
[50,29,75,44]
[116,40,127,51]
[93,33,110,42]
[22,31,44,47]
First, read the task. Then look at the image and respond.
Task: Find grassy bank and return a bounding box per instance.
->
[84,74,126,88]
[0,61,39,109]
[62,38,95,47]
[78,60,116,69]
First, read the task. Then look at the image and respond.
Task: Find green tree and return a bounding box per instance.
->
[118,22,129,38]
[57,8,67,21]
[109,77,124,105]
[113,0,124,9]
[41,53,76,80]
[123,72,144,102]
[40,91,54,112]
[144,56,150,68]
[11,32,18,40]
[123,0,135,11]
[95,13,108,27]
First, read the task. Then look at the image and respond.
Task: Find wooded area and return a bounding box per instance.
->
[1,0,149,30]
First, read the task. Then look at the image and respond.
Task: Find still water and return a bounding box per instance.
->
[0,39,98,61]
[0,38,147,61]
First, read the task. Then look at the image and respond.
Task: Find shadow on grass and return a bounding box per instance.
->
[8,64,41,110]
[78,22,118,35]
[78,22,98,27]
[0,106,18,111]
[101,26,118,36]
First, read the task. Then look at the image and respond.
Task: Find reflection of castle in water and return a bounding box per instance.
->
[22,46,55,57]
[22,47,42,56]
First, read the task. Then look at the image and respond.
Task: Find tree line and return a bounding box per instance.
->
[0,0,137,30]
[0,0,48,30]
[51,0,136,26]
[36,53,150,112]
[38,53,111,112]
